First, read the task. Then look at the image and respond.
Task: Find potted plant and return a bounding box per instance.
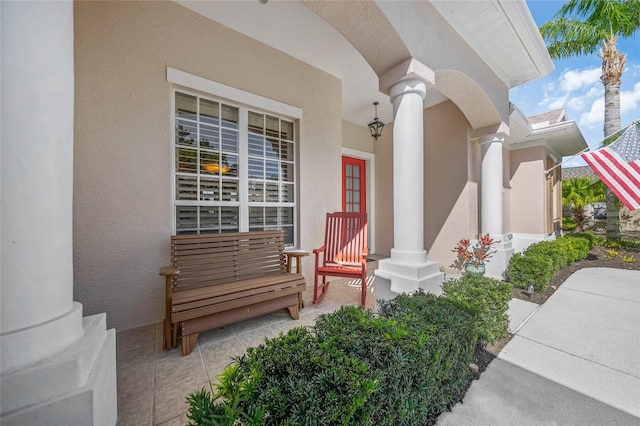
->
[451,233,499,277]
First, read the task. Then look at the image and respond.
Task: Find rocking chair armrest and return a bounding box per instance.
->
[360,247,369,265]
[313,245,326,254]
[159,265,180,276]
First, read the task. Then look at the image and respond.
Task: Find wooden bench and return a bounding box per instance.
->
[160,230,306,356]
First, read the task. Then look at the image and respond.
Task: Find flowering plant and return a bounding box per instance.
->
[451,233,500,268]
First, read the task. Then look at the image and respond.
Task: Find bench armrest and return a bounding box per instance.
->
[159,265,180,276]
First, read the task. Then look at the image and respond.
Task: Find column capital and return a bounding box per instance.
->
[478,133,506,146]
[380,57,435,95]
[389,78,428,102]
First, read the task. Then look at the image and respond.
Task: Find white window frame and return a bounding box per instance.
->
[168,68,302,245]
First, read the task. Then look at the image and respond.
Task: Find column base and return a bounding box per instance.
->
[374,256,444,304]
[485,234,515,280]
[1,313,117,426]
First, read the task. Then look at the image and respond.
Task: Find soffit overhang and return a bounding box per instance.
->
[506,107,588,157]
[429,0,554,88]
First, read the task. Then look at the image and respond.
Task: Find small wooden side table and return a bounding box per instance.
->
[284,250,310,274]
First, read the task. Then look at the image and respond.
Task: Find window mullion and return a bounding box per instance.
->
[238,107,249,232]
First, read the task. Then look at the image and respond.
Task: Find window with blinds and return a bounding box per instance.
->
[173,91,296,245]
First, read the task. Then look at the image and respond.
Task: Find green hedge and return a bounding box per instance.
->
[442,275,513,343]
[506,236,595,293]
[565,231,596,249]
[187,293,480,425]
[524,241,569,273]
[506,252,554,293]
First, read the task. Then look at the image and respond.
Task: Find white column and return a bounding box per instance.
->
[1,2,116,424]
[480,135,504,236]
[391,78,428,262]
[374,59,443,300]
[479,134,514,279]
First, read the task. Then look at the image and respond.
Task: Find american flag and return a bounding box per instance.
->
[581,121,640,211]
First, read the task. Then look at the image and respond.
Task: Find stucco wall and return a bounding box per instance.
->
[509,146,546,234]
[74,1,342,331]
[424,101,477,269]
[342,120,375,154]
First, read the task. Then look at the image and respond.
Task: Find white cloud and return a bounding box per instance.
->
[559,67,601,92]
[621,81,640,115]
[578,82,640,129]
[579,97,604,128]
[567,86,602,113]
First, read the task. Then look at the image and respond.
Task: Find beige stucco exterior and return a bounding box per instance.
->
[509,147,547,233]
[508,145,565,252]
[2,1,574,423]
[424,101,480,270]
[69,1,562,332]
[74,1,342,330]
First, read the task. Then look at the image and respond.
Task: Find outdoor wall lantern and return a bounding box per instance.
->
[368,101,385,140]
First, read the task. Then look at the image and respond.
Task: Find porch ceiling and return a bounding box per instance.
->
[175,0,551,129]
[175,0,397,126]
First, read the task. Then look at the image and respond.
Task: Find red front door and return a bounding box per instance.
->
[342,156,366,213]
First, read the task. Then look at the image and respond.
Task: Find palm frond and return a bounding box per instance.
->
[557,0,640,38]
[540,18,604,58]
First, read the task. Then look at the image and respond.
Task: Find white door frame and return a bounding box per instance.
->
[342,147,375,254]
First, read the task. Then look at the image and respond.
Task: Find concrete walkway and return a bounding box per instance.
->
[438,267,640,425]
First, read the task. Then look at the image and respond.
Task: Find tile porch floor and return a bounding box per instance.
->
[115,273,378,425]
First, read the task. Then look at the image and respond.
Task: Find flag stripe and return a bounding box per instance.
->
[581,154,633,208]
[597,150,640,200]
[582,149,640,210]
[585,151,640,208]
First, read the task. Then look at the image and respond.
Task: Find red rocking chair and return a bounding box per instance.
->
[313,212,369,307]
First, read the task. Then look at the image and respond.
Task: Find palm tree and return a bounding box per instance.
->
[562,177,606,231]
[540,0,640,240]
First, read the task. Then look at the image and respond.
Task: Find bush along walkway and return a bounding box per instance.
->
[185,232,639,425]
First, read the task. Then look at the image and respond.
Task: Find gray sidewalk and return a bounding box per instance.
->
[438,267,640,425]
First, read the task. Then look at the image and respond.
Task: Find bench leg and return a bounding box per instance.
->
[162,318,172,350]
[181,331,199,356]
[172,322,178,348]
[286,304,300,320]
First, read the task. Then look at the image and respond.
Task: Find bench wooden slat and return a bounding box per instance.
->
[173,273,305,306]
[160,230,305,356]
[173,282,304,323]
[181,293,299,336]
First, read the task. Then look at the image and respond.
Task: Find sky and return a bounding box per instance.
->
[509,0,640,168]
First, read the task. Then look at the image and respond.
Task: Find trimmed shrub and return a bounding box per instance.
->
[188,294,480,425]
[564,236,591,260]
[506,252,554,293]
[320,298,478,424]
[525,241,569,272]
[566,231,596,249]
[442,275,513,343]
